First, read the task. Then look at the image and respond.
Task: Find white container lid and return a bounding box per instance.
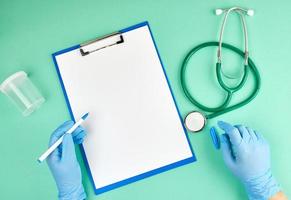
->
[0,71,27,92]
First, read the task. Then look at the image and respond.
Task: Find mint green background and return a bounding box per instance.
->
[0,0,290,199]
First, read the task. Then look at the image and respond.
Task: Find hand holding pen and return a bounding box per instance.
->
[45,117,88,200]
[38,113,89,163]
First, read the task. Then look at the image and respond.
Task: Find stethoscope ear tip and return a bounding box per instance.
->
[215,7,254,16]
[215,8,223,15]
[247,9,254,16]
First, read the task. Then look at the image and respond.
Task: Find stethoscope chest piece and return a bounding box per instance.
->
[184,111,206,132]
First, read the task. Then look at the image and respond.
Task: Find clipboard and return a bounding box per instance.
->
[52,21,196,195]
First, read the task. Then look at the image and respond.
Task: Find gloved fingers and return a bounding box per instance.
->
[72,126,87,144]
[220,134,235,167]
[47,146,61,163]
[218,121,242,147]
[49,121,74,146]
[51,142,62,157]
[254,131,267,143]
[74,131,86,144]
[235,125,250,142]
[246,127,257,141]
[255,131,263,140]
[61,133,76,162]
[47,138,64,163]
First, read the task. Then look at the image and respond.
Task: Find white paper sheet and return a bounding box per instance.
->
[54,24,194,192]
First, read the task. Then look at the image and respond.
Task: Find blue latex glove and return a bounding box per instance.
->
[47,121,87,200]
[217,121,280,200]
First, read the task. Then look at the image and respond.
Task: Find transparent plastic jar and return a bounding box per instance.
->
[0,71,45,116]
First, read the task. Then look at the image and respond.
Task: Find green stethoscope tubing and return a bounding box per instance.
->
[181,41,261,119]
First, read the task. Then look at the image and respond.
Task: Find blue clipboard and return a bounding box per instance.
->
[52,21,196,195]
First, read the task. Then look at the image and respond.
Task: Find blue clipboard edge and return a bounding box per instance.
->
[52,21,196,195]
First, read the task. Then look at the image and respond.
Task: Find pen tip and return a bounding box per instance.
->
[82,112,89,120]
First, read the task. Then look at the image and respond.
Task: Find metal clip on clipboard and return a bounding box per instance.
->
[80,32,124,56]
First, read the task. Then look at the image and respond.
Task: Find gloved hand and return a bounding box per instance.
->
[217,121,280,200]
[47,121,87,200]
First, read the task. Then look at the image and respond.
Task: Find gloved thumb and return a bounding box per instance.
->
[220,134,235,169]
[61,133,76,162]
[218,121,242,147]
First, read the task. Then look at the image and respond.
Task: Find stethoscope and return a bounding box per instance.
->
[182,7,261,132]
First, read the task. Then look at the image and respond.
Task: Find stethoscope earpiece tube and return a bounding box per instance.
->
[217,7,252,65]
